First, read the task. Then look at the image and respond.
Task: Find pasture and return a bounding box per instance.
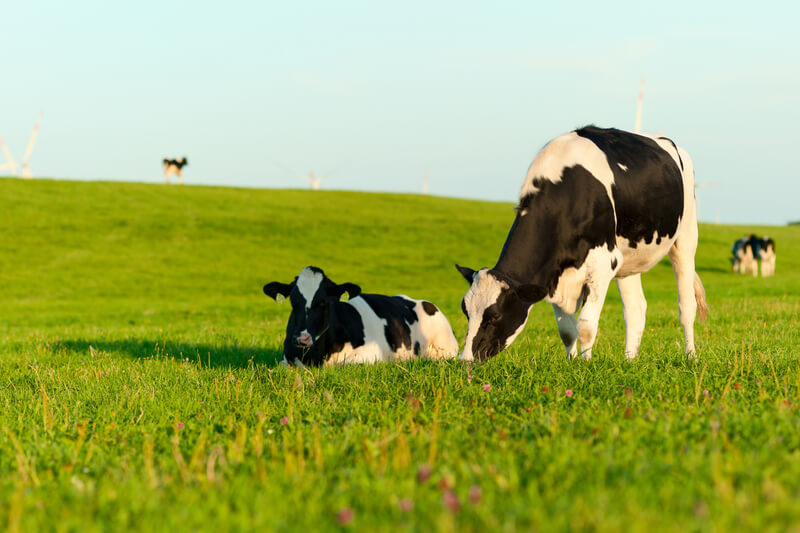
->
[1,178,799,532]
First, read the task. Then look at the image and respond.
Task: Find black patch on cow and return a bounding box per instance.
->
[421,301,438,316]
[657,137,683,171]
[611,257,618,270]
[575,126,684,247]
[498,164,616,297]
[414,341,421,356]
[359,294,419,352]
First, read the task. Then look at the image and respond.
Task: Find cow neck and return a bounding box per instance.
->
[323,301,353,352]
[493,208,558,291]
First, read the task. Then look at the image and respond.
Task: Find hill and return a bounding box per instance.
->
[1,178,799,531]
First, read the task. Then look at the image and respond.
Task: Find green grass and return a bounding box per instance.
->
[1,177,799,532]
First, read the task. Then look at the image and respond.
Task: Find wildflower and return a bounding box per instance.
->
[280,416,289,425]
[542,385,550,393]
[176,422,185,430]
[417,463,432,484]
[565,389,573,397]
[398,498,413,512]
[442,490,460,512]
[336,508,354,525]
[703,390,710,398]
[467,374,474,382]
[469,485,482,504]
[483,384,491,392]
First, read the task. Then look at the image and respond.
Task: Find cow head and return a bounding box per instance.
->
[263,266,361,365]
[455,264,546,361]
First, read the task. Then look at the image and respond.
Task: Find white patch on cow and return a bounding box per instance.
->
[407,298,459,359]
[615,231,675,278]
[296,267,324,309]
[518,132,617,218]
[459,269,507,361]
[519,208,529,216]
[617,162,628,171]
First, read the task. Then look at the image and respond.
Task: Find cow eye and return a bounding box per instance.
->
[487,314,500,324]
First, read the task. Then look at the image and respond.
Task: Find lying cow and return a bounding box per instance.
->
[163,157,188,184]
[263,266,459,365]
[456,125,707,362]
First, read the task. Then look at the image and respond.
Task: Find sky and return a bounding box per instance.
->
[3,1,798,225]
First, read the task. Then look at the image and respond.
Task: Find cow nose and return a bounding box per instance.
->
[296,332,312,346]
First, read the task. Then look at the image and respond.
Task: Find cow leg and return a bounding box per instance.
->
[575,279,611,361]
[617,274,647,361]
[552,303,578,360]
[668,236,699,358]
[177,170,184,185]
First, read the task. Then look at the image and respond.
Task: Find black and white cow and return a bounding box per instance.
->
[732,235,776,276]
[760,236,776,277]
[163,157,188,184]
[263,266,459,365]
[456,125,707,362]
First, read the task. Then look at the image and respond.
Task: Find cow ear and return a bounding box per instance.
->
[515,284,546,304]
[455,264,476,284]
[263,281,294,301]
[335,283,361,300]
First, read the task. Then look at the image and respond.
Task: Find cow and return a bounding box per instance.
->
[163,157,188,184]
[263,266,459,366]
[731,235,760,276]
[456,125,707,362]
[733,235,776,276]
[760,236,776,276]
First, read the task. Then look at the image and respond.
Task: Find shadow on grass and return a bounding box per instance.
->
[56,338,284,369]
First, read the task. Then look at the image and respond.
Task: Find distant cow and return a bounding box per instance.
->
[456,126,707,362]
[163,157,188,184]
[761,236,776,276]
[263,266,459,365]
[733,235,775,276]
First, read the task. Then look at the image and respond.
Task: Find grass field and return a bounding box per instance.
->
[1,177,799,532]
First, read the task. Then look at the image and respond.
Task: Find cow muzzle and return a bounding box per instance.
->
[296,331,313,347]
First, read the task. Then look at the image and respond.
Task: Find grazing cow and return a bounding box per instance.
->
[733,235,776,276]
[731,235,760,276]
[263,266,459,366]
[456,125,707,362]
[760,236,776,276]
[163,157,188,184]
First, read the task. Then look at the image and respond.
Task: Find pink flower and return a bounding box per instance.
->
[702,390,710,397]
[176,422,185,430]
[565,389,573,397]
[398,498,414,512]
[417,463,432,484]
[280,416,289,425]
[336,508,354,525]
[469,485,482,504]
[442,490,460,512]
[483,384,491,392]
[467,374,474,382]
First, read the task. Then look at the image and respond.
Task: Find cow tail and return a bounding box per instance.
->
[694,272,708,324]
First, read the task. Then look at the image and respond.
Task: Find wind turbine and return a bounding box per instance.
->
[271,160,346,190]
[305,170,324,190]
[422,169,429,195]
[0,112,43,178]
[634,79,644,133]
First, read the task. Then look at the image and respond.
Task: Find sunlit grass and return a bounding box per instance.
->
[1,178,799,531]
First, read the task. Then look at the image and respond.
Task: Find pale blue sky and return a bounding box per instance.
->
[3,1,798,224]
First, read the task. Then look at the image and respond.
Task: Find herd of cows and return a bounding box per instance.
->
[731,234,776,277]
[263,125,711,366]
